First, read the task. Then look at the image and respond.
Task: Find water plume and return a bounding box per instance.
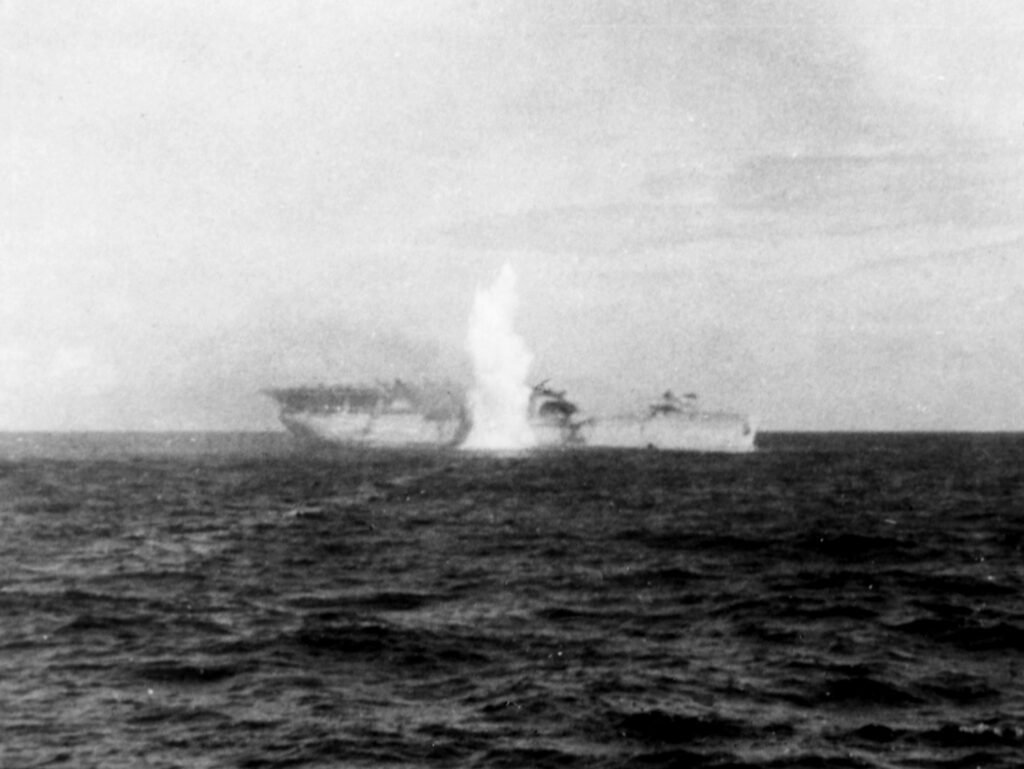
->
[462,263,536,450]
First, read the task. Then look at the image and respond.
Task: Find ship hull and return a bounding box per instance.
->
[579,412,756,452]
[272,385,755,452]
[280,411,467,447]
[527,419,582,447]
[281,411,754,451]
[527,414,755,452]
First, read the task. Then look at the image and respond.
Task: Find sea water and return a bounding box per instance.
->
[1,432,1022,768]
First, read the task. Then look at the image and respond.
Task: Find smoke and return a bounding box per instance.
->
[462,263,536,450]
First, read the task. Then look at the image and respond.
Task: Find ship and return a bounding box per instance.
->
[528,381,587,446]
[528,384,756,452]
[263,380,470,447]
[266,380,755,452]
[579,390,756,452]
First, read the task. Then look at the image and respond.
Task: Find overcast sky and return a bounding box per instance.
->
[3,0,1023,431]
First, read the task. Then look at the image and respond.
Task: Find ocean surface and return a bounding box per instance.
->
[1,432,1022,768]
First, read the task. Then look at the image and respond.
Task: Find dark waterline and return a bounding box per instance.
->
[1,432,1022,767]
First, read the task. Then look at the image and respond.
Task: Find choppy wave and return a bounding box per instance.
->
[0,432,1022,767]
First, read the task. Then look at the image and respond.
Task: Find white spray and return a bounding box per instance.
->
[462,263,536,450]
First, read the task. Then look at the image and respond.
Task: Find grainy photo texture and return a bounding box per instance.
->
[2,2,1022,767]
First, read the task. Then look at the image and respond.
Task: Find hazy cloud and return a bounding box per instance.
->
[3,0,1023,430]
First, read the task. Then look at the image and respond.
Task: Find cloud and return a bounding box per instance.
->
[722,148,1024,232]
[839,0,1024,140]
[0,344,121,429]
[4,1,1023,430]
[420,0,1022,255]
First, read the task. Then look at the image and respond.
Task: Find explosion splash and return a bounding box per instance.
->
[462,263,536,450]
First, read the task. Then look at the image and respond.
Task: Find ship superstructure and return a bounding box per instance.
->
[528,381,587,446]
[580,390,756,452]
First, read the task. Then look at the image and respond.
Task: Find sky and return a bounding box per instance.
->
[3,0,1023,431]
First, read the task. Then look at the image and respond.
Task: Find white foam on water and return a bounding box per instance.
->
[461,263,536,450]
